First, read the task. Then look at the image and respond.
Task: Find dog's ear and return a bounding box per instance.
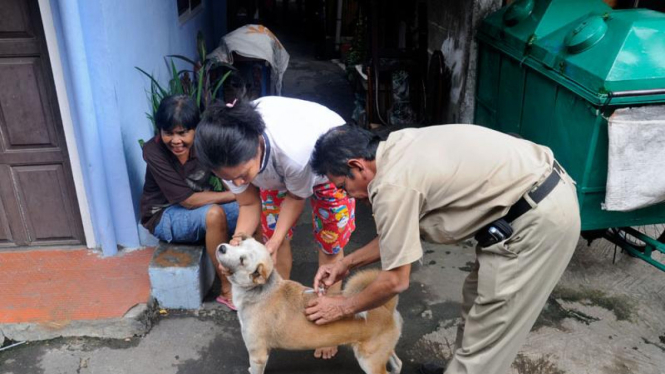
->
[252,263,268,285]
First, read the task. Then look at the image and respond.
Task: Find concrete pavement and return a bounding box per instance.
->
[2,201,665,373]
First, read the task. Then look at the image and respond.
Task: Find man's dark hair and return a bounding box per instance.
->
[311,125,383,177]
[195,100,266,170]
[155,95,200,132]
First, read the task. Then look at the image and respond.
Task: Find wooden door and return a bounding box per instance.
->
[0,0,85,248]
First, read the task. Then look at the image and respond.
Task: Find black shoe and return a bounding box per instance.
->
[418,362,445,374]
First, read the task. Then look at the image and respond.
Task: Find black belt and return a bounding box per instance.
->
[474,161,563,247]
[504,160,562,223]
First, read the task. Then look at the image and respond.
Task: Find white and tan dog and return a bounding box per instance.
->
[216,237,403,374]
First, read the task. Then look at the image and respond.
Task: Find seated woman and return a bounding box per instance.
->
[139,95,239,310]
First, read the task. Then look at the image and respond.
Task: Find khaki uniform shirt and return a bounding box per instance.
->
[368,125,554,270]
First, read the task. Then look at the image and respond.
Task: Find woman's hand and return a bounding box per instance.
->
[265,237,283,265]
[229,236,242,246]
[229,232,247,246]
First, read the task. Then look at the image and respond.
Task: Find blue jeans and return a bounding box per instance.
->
[153,202,239,243]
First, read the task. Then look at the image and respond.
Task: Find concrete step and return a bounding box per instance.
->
[148,243,215,310]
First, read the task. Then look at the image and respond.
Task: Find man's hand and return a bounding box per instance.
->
[305,295,349,325]
[313,261,350,294]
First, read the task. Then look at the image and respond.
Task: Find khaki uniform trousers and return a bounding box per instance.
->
[445,168,580,374]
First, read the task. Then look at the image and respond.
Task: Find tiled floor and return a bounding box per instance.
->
[0,247,154,324]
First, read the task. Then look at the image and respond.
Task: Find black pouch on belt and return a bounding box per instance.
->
[474,218,514,248]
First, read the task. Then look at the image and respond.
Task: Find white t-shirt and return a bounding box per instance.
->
[224,97,345,198]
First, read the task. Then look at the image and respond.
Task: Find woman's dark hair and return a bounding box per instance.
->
[311,125,383,177]
[155,95,200,132]
[223,72,248,103]
[195,100,266,170]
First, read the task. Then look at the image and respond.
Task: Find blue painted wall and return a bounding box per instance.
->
[49,0,227,253]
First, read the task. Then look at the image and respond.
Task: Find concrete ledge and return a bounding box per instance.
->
[0,301,156,342]
[148,242,215,310]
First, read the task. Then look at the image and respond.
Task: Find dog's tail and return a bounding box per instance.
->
[342,269,399,311]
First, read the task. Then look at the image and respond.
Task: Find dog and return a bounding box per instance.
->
[216,237,403,374]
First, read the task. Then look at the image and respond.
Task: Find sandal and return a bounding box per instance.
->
[216,295,238,311]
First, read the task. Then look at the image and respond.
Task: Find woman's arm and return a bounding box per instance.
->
[265,192,306,253]
[229,184,262,242]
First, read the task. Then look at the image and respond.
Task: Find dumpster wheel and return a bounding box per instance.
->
[609,225,665,251]
[602,224,665,272]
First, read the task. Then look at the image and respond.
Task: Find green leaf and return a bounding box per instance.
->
[135,66,167,98]
[196,68,204,109]
[150,85,161,111]
[197,31,206,62]
[166,54,197,66]
[142,76,161,134]
[208,175,223,191]
[212,70,232,99]
[202,73,210,107]
[170,59,184,94]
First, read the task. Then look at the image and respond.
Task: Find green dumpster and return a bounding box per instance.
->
[475,0,665,269]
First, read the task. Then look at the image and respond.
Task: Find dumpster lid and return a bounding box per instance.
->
[478,0,611,60]
[529,9,665,104]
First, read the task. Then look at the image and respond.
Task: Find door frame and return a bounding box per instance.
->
[35,0,95,248]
